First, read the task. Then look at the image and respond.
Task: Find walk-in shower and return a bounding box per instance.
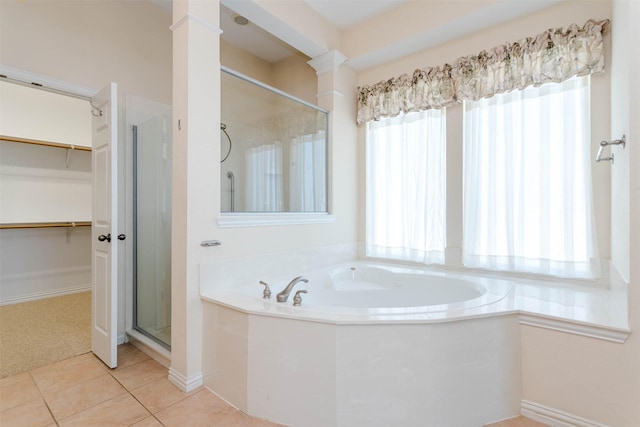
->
[132,106,172,349]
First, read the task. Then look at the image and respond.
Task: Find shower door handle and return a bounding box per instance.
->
[98,233,111,242]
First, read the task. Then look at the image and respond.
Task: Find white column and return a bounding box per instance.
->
[307,50,348,110]
[307,50,359,245]
[169,0,221,392]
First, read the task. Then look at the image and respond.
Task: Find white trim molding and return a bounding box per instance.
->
[518,314,630,343]
[0,64,97,99]
[168,367,203,393]
[117,333,126,346]
[521,400,610,427]
[307,50,348,75]
[317,89,344,99]
[170,12,222,34]
[218,213,335,228]
[0,284,91,306]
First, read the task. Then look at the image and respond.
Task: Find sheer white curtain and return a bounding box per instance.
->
[366,110,446,264]
[289,131,327,212]
[463,76,600,278]
[245,143,283,211]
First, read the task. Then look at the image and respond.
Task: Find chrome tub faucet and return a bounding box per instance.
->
[276,276,309,302]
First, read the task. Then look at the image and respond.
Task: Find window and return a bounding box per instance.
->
[366,110,446,264]
[462,76,599,278]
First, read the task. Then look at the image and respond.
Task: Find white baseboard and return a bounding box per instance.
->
[522,400,609,427]
[0,284,91,305]
[117,333,126,345]
[168,367,203,393]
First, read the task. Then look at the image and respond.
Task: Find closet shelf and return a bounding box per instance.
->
[0,135,92,151]
[0,222,92,229]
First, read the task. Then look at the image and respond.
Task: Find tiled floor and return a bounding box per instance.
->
[1,343,548,427]
[485,416,549,427]
[0,344,282,427]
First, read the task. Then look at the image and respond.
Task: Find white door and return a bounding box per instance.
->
[91,83,118,368]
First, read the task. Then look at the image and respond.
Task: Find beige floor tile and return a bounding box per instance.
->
[111,359,168,390]
[110,358,167,390]
[214,409,259,427]
[44,372,127,419]
[249,417,288,427]
[522,417,550,427]
[485,416,550,427]
[130,376,196,413]
[113,343,150,371]
[30,354,106,395]
[0,372,41,412]
[130,415,164,426]
[154,389,236,426]
[0,372,32,388]
[57,393,150,426]
[0,397,55,427]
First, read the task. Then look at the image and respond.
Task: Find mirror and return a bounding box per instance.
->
[220,68,328,213]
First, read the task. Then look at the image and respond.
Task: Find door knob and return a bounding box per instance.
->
[98,234,111,242]
[117,234,126,241]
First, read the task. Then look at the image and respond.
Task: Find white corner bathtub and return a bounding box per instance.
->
[306,263,496,311]
[202,261,522,427]
[207,261,514,321]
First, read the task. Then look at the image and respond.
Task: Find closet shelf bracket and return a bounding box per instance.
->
[65,145,75,168]
[65,222,77,243]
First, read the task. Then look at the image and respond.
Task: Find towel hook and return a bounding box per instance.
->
[595,135,626,164]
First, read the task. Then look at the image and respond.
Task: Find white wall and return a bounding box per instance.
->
[0,1,172,104]
[520,1,640,425]
[0,81,92,148]
[610,1,631,283]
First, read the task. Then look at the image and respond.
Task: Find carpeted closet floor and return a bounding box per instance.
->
[0,291,91,378]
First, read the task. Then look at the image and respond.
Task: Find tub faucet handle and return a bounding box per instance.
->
[293,289,307,307]
[259,280,271,299]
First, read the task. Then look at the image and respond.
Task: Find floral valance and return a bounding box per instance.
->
[356,19,610,125]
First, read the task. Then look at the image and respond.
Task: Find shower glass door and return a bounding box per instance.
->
[133,110,172,349]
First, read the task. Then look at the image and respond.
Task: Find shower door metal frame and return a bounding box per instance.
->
[131,124,171,350]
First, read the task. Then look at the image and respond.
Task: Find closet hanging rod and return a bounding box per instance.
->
[0,222,92,230]
[595,135,626,164]
[0,135,92,151]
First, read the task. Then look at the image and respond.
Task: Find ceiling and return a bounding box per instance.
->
[219,0,414,64]
[303,0,409,29]
[156,0,563,70]
[220,4,300,63]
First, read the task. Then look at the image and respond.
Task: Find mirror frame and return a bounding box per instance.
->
[218,66,334,227]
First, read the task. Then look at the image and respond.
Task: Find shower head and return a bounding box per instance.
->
[227,171,234,179]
